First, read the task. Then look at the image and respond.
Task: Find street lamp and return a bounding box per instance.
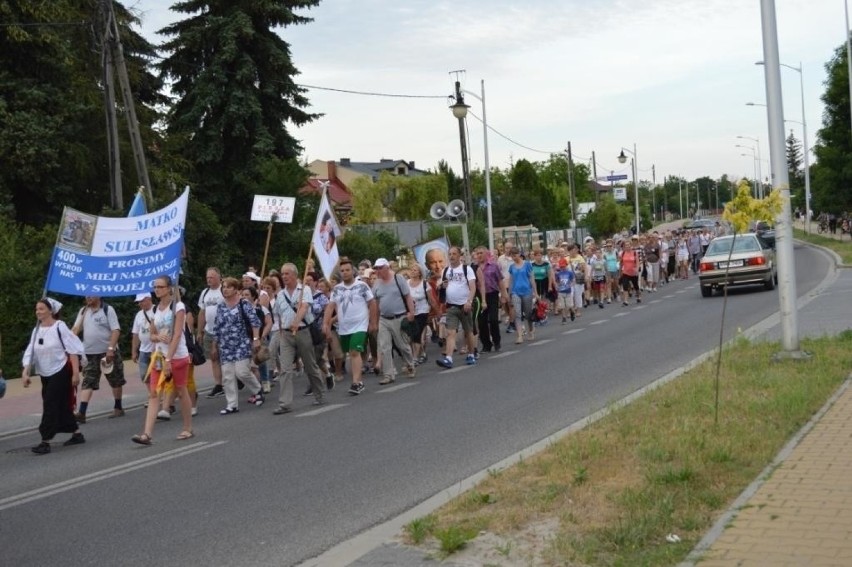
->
[449,80,473,236]
[617,144,640,234]
[450,80,494,251]
[736,135,764,197]
[736,144,759,196]
[756,60,812,233]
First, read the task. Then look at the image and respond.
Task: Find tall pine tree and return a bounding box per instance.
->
[157,0,319,257]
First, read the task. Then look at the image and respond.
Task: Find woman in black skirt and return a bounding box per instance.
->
[22,298,86,454]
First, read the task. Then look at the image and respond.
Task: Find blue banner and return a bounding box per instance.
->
[45,189,189,297]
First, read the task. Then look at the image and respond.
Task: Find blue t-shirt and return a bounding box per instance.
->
[508,261,533,297]
[555,267,575,294]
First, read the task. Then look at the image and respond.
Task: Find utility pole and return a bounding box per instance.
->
[451,75,473,220]
[98,0,154,210]
[591,151,599,206]
[651,165,656,221]
[566,141,577,226]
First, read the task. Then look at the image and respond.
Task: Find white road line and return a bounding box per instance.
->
[562,329,584,335]
[590,320,608,325]
[376,383,418,394]
[663,294,675,298]
[0,441,226,512]
[675,290,687,294]
[489,351,516,359]
[634,305,647,309]
[650,299,662,304]
[297,403,348,416]
[613,312,628,318]
[440,365,470,374]
[528,339,554,346]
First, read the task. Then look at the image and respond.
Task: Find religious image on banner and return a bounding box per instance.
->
[46,189,190,297]
[412,236,449,279]
[311,193,341,278]
[58,210,97,252]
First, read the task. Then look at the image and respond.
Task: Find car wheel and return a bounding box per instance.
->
[701,285,712,297]
[764,272,776,290]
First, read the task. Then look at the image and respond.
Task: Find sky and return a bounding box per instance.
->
[129,0,841,185]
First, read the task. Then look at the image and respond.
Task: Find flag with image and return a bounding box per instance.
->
[311,185,341,278]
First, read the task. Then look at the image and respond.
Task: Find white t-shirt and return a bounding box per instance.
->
[198,287,224,333]
[131,308,156,353]
[73,303,120,355]
[152,302,189,359]
[444,263,476,306]
[408,278,431,315]
[330,280,374,335]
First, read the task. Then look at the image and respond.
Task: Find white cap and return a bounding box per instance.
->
[374,258,390,268]
[100,357,114,375]
[134,292,150,302]
[243,271,261,284]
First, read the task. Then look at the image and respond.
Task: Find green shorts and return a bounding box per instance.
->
[339,331,367,353]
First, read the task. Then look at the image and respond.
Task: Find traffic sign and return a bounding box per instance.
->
[606,174,628,181]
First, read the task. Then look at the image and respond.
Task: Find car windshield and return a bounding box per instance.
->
[706,237,760,255]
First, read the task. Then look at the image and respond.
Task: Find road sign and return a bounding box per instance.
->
[251,195,296,223]
[606,174,628,181]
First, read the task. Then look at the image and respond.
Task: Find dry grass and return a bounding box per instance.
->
[406,333,852,566]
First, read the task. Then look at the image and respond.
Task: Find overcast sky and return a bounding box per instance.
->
[130,0,839,184]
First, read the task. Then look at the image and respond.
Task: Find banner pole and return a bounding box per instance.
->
[42,207,68,297]
[260,213,278,278]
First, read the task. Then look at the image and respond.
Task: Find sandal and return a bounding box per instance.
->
[176,430,195,441]
[131,433,152,446]
[219,407,239,415]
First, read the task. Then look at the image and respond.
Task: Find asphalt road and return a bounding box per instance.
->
[0,243,829,566]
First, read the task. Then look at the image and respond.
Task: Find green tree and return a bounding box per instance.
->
[158,0,320,255]
[811,44,852,212]
[0,1,163,224]
[349,176,384,224]
[582,195,632,238]
[390,174,449,221]
[786,129,805,209]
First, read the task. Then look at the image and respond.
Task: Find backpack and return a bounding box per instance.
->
[440,263,476,304]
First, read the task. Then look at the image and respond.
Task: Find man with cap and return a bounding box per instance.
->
[72,296,125,421]
[130,292,156,383]
[371,257,416,383]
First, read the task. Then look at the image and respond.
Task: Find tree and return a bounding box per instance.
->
[811,44,852,212]
[158,0,320,255]
[390,174,449,221]
[349,176,384,224]
[582,195,633,238]
[786,129,805,209]
[0,1,163,224]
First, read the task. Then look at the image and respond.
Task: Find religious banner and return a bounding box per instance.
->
[311,191,341,278]
[45,189,189,297]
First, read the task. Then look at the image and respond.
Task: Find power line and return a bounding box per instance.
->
[299,83,445,99]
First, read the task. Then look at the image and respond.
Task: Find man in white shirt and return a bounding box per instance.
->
[436,246,477,369]
[130,292,155,382]
[72,296,123,421]
[323,258,377,395]
[197,267,225,398]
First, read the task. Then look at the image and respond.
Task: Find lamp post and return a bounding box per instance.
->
[737,135,764,197]
[451,80,494,251]
[755,61,812,232]
[617,144,640,234]
[736,144,759,196]
[449,80,473,232]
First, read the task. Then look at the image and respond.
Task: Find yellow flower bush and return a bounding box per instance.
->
[722,180,783,234]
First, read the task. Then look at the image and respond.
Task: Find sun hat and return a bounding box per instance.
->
[100,357,114,375]
[134,293,150,302]
[374,258,390,268]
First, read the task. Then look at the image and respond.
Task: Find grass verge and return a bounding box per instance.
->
[404,333,852,565]
[793,228,852,264]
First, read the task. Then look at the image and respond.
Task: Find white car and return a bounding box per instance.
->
[698,233,777,297]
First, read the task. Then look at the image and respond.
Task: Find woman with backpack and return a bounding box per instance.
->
[406,262,436,364]
[22,298,86,454]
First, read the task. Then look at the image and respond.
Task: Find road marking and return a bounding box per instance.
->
[298,403,348,416]
[0,441,226,512]
[590,320,608,325]
[650,299,662,304]
[613,312,628,318]
[562,329,584,335]
[528,339,554,346]
[441,365,470,374]
[663,294,675,299]
[634,305,647,310]
[675,290,687,294]
[376,383,418,394]
[490,351,515,359]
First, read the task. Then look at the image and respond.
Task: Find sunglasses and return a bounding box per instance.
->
[153,285,168,289]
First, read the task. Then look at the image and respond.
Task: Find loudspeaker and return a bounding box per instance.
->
[447,199,466,218]
[430,201,448,219]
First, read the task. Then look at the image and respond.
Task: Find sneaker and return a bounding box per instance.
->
[326,375,335,391]
[637,298,642,304]
[570,311,576,322]
[191,407,198,417]
[405,365,416,379]
[63,433,85,446]
[31,442,51,455]
[157,410,171,421]
[237,379,245,391]
[261,382,271,394]
[312,398,327,406]
[219,407,239,415]
[108,409,125,419]
[303,387,314,397]
[506,322,516,333]
[248,392,264,406]
[273,406,292,415]
[473,349,480,361]
[348,382,365,396]
[206,384,225,399]
[562,317,567,325]
[599,303,605,309]
[623,301,629,306]
[465,354,476,365]
[436,356,453,369]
